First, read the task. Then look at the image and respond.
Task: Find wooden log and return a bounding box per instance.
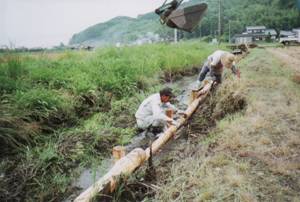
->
[189,90,199,104]
[166,108,174,128]
[74,81,213,202]
[145,80,213,158]
[112,146,125,163]
[74,148,146,202]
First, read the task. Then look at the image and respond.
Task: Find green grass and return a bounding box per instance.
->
[0,41,227,201]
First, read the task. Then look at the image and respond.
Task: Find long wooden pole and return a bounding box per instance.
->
[74,81,213,202]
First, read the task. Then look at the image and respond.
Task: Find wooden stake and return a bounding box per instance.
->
[189,90,199,104]
[112,146,125,163]
[166,108,174,128]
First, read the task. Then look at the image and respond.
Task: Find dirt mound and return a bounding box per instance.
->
[189,84,246,135]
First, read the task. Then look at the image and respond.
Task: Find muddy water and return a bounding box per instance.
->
[67,75,198,200]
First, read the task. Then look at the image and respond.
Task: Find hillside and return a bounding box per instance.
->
[69,0,300,46]
[69,14,162,46]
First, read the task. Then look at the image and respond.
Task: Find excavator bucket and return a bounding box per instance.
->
[165,3,208,32]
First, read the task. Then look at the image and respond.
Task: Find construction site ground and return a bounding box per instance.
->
[111,47,300,202]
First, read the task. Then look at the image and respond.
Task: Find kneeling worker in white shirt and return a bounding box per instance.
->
[135,87,180,133]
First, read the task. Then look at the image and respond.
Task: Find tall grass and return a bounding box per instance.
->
[0,41,225,152]
[0,40,223,158]
[0,41,225,201]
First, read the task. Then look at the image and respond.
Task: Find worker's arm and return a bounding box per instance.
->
[165,102,177,111]
[152,101,173,122]
[166,103,188,119]
[231,62,240,78]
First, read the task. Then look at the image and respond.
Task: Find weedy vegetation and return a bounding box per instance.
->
[0,41,223,201]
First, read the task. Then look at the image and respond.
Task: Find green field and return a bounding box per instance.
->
[0,41,225,201]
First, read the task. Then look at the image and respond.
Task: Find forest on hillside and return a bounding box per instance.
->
[180,0,300,40]
[70,0,300,45]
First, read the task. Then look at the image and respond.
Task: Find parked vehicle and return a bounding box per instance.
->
[279,29,300,45]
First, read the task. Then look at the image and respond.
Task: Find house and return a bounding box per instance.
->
[246,26,266,34]
[234,26,277,44]
[246,26,267,41]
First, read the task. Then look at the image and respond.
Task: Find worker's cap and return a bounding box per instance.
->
[159,87,174,97]
[221,52,235,68]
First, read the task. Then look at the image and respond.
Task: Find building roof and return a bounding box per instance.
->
[265,29,277,36]
[246,26,266,30]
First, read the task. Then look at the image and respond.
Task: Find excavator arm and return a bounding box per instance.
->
[155,0,208,32]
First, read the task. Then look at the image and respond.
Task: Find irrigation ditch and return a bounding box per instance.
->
[66,54,247,201]
[0,48,249,201]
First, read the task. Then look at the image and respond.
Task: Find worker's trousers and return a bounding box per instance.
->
[136,116,166,130]
[198,61,222,84]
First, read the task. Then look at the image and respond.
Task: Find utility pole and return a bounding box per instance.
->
[228,20,231,43]
[200,25,202,38]
[174,28,178,43]
[218,0,221,43]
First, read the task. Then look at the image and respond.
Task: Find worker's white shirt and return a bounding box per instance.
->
[135,93,174,123]
[208,50,227,66]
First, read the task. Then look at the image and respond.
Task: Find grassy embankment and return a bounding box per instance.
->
[0,41,224,201]
[153,48,300,201]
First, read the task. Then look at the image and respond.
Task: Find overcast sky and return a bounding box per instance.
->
[0,0,163,48]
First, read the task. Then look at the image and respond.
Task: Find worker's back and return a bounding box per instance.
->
[135,93,161,120]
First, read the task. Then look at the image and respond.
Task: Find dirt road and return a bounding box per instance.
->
[267,47,300,72]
